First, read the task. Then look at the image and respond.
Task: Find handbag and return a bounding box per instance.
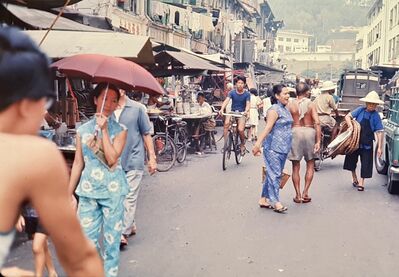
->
[261,166,291,189]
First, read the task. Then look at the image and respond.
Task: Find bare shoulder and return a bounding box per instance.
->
[4,135,67,177]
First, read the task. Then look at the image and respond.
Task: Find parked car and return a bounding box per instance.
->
[375,86,399,194]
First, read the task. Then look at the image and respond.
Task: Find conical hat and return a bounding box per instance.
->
[359,91,384,104]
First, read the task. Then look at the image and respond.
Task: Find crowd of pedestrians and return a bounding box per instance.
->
[253,81,384,213]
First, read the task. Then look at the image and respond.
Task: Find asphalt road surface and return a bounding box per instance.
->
[5,133,399,277]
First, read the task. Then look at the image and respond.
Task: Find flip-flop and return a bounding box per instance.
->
[357,186,365,191]
[274,206,288,213]
[293,197,302,203]
[302,196,312,203]
[120,235,128,249]
[259,204,273,209]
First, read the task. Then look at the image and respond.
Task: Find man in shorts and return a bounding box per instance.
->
[219,75,250,154]
[314,80,339,144]
[287,82,321,203]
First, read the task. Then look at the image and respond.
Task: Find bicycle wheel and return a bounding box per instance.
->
[153,134,177,172]
[222,133,232,171]
[176,127,188,163]
[314,137,324,171]
[234,132,243,165]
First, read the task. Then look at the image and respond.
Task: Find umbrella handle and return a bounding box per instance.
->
[94,83,109,137]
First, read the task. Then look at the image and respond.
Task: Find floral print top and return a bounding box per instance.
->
[75,117,129,199]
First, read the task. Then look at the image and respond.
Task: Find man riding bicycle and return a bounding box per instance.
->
[314,80,339,145]
[219,75,250,155]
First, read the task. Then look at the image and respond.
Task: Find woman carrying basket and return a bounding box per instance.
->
[252,85,293,213]
[343,91,384,191]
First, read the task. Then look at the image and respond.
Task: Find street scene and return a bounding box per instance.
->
[1,0,399,276]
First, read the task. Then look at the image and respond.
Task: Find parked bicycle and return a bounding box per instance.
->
[221,112,245,171]
[153,115,188,172]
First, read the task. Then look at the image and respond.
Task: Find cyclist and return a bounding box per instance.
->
[219,76,250,155]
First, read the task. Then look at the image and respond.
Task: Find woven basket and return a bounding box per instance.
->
[262,166,291,189]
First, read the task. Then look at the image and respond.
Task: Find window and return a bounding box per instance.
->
[356,82,367,89]
[285,46,291,51]
[389,39,392,60]
[286,38,291,42]
[278,45,284,52]
[294,39,299,43]
[278,37,283,41]
[174,11,180,25]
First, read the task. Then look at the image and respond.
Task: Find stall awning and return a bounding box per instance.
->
[155,50,224,72]
[2,4,103,31]
[5,0,83,9]
[24,30,155,64]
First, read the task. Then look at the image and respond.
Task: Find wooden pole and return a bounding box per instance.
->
[39,0,72,46]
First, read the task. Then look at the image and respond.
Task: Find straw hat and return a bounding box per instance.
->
[359,90,384,105]
[320,80,336,92]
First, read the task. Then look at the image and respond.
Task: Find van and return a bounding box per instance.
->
[375,86,399,194]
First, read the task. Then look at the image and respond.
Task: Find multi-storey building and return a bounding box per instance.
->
[355,0,399,68]
[72,0,279,64]
[274,30,312,53]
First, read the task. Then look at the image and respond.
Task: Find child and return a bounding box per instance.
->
[16,205,58,277]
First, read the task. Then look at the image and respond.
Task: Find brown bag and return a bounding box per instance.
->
[262,166,291,189]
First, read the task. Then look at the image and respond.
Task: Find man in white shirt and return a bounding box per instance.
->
[193,92,215,154]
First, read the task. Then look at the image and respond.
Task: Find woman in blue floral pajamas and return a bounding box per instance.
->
[69,83,128,277]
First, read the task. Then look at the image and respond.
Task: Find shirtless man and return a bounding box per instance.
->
[287,82,321,203]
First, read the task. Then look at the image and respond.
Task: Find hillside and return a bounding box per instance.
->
[268,0,371,43]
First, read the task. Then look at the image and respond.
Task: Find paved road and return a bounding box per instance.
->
[5,132,399,276]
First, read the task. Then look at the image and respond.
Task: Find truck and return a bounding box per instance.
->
[337,69,381,110]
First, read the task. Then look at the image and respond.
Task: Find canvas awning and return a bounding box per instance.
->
[24,30,155,64]
[5,0,82,9]
[155,50,224,72]
[2,3,102,31]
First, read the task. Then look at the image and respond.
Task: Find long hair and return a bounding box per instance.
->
[270,84,286,104]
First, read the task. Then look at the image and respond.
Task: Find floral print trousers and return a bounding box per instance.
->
[78,196,125,277]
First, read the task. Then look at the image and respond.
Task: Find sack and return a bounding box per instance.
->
[261,166,291,189]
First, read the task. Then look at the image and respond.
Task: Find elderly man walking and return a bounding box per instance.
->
[287,83,321,203]
[116,92,157,247]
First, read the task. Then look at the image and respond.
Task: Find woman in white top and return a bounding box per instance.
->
[248,88,262,141]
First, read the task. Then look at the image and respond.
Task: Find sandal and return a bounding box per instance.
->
[302,196,312,203]
[293,197,302,203]
[274,206,288,213]
[120,235,128,249]
[357,186,364,191]
[259,203,273,209]
[352,181,359,188]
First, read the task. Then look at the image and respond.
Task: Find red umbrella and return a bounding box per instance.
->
[51,54,164,95]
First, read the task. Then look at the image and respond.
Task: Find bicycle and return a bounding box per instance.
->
[221,112,245,171]
[153,115,188,172]
[314,126,331,171]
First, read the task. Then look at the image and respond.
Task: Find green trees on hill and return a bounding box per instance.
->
[268,0,370,43]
